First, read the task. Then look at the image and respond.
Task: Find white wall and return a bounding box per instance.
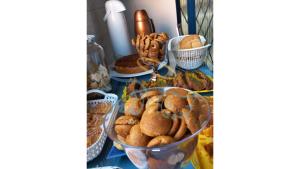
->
[87,0,115,65]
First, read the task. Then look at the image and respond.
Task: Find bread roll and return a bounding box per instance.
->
[179,35,203,49]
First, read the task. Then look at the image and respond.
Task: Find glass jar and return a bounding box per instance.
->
[87,35,111,92]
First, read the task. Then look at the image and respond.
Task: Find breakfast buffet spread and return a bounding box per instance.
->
[87,3,213,169]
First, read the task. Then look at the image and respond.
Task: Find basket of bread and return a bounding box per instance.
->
[103,87,211,169]
[87,89,118,162]
[168,35,211,70]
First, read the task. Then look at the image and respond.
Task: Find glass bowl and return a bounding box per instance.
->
[103,87,211,169]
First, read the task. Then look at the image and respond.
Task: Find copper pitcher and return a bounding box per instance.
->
[134,9,155,36]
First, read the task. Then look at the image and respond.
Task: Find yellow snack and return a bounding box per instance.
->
[191,134,213,169]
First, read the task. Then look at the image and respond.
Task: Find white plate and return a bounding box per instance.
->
[109,56,168,78]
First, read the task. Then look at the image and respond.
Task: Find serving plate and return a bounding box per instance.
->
[87,89,118,162]
[109,55,168,78]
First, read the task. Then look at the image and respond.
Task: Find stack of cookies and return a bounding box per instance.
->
[131,32,169,63]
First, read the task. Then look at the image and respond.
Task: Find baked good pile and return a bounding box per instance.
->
[87,102,112,147]
[131,32,169,63]
[121,70,213,101]
[179,35,204,49]
[114,88,209,147]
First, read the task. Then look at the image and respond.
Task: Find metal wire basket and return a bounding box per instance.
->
[168,35,211,70]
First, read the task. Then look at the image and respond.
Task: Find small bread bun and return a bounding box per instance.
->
[191,39,203,48]
[114,115,140,138]
[140,90,161,100]
[164,95,187,113]
[145,95,163,109]
[147,136,175,147]
[126,124,151,147]
[165,88,188,98]
[115,115,139,125]
[115,124,133,138]
[179,35,202,49]
[124,97,144,117]
[140,110,172,137]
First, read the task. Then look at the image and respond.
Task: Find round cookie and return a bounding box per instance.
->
[124,97,144,117]
[115,115,139,125]
[115,124,133,138]
[145,95,163,109]
[165,88,188,98]
[164,94,187,113]
[114,115,139,138]
[140,90,161,100]
[126,124,151,147]
[140,110,172,137]
[147,136,175,147]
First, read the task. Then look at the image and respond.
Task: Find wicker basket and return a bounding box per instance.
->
[168,35,211,70]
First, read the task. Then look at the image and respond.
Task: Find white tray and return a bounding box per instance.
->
[109,56,168,78]
[87,89,118,162]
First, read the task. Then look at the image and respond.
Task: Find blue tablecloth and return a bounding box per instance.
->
[87,65,213,169]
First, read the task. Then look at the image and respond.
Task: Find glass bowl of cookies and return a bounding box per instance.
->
[103,87,211,169]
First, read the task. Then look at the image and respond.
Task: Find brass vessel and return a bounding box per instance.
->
[134,9,155,35]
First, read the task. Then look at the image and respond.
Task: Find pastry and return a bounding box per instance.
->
[88,102,112,114]
[187,93,210,125]
[140,110,172,137]
[145,95,163,109]
[87,127,101,147]
[173,71,189,89]
[126,79,142,95]
[164,94,187,113]
[173,119,187,140]
[179,35,203,49]
[185,71,213,91]
[168,115,180,136]
[87,102,112,147]
[87,64,110,90]
[165,88,188,98]
[145,102,161,113]
[140,90,161,100]
[126,124,151,147]
[124,97,144,117]
[115,115,139,125]
[115,125,133,138]
[114,54,151,74]
[147,136,175,147]
[181,107,200,134]
[114,115,139,138]
[114,87,210,149]
[131,32,168,62]
[185,72,206,91]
